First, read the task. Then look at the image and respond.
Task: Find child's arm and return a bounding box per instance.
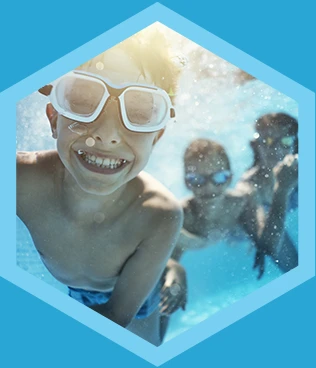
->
[176,228,210,252]
[91,207,183,327]
[158,225,209,316]
[238,166,298,279]
[17,150,56,223]
[160,258,187,316]
[17,151,38,220]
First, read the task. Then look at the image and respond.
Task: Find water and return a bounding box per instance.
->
[16,34,298,342]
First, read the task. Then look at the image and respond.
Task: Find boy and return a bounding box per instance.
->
[16,28,183,346]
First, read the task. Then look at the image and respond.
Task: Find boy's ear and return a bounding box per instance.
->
[46,103,58,139]
[153,128,166,145]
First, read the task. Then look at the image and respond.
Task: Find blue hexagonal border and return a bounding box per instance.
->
[0,2,314,366]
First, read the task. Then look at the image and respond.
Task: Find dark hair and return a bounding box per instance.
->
[184,138,231,170]
[250,113,298,166]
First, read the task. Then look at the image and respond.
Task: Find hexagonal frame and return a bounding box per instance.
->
[1,2,315,366]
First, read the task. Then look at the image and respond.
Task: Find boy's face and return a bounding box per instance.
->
[52,49,163,195]
[185,152,231,199]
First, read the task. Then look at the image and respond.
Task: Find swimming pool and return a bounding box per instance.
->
[16,36,298,342]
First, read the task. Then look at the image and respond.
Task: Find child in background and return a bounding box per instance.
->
[161,115,298,337]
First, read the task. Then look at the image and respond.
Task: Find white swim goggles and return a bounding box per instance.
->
[46,70,176,133]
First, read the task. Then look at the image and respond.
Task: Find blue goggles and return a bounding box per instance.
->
[256,135,296,148]
[185,170,232,187]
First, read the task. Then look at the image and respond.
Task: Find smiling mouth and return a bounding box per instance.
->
[75,149,130,174]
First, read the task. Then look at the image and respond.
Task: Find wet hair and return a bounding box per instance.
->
[184,138,231,170]
[250,113,298,166]
[77,25,181,103]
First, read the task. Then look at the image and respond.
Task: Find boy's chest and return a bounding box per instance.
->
[26,211,142,287]
[184,197,245,237]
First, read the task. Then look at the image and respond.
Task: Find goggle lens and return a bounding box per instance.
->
[56,75,106,118]
[185,170,232,188]
[123,89,168,128]
[281,136,295,147]
[185,173,206,187]
[212,170,232,184]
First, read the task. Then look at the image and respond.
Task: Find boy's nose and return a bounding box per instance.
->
[90,98,123,146]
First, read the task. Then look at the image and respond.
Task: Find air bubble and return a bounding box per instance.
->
[93,212,106,224]
[85,137,95,147]
[96,62,104,70]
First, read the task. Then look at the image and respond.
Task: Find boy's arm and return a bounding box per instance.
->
[235,180,267,277]
[16,151,37,220]
[160,258,187,316]
[159,211,211,316]
[17,150,55,222]
[91,207,183,327]
[238,188,295,279]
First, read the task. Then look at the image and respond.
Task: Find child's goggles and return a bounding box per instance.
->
[256,135,296,148]
[185,170,232,187]
[49,70,176,133]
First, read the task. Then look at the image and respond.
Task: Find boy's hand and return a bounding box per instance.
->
[274,154,298,193]
[253,249,267,280]
[160,262,187,316]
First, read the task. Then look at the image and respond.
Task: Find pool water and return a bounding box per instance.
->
[16,41,298,342]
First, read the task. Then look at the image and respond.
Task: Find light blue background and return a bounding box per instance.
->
[0,1,315,367]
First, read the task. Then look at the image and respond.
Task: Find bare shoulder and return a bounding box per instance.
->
[17,150,61,191]
[240,166,259,184]
[17,150,62,218]
[234,167,259,196]
[138,171,182,212]
[136,171,183,232]
[225,187,250,205]
[17,150,60,175]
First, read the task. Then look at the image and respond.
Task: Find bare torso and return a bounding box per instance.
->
[17,150,180,292]
[176,190,249,254]
[22,199,144,291]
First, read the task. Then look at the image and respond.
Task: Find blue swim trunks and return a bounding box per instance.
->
[68,282,161,319]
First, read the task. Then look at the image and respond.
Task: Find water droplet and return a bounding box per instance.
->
[93,212,105,224]
[96,62,104,70]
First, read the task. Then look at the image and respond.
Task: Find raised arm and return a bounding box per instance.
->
[90,207,183,327]
[238,155,298,278]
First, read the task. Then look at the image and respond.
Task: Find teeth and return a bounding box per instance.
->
[96,157,103,166]
[103,158,110,167]
[78,150,127,170]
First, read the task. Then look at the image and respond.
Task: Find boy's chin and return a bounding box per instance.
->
[76,179,123,196]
